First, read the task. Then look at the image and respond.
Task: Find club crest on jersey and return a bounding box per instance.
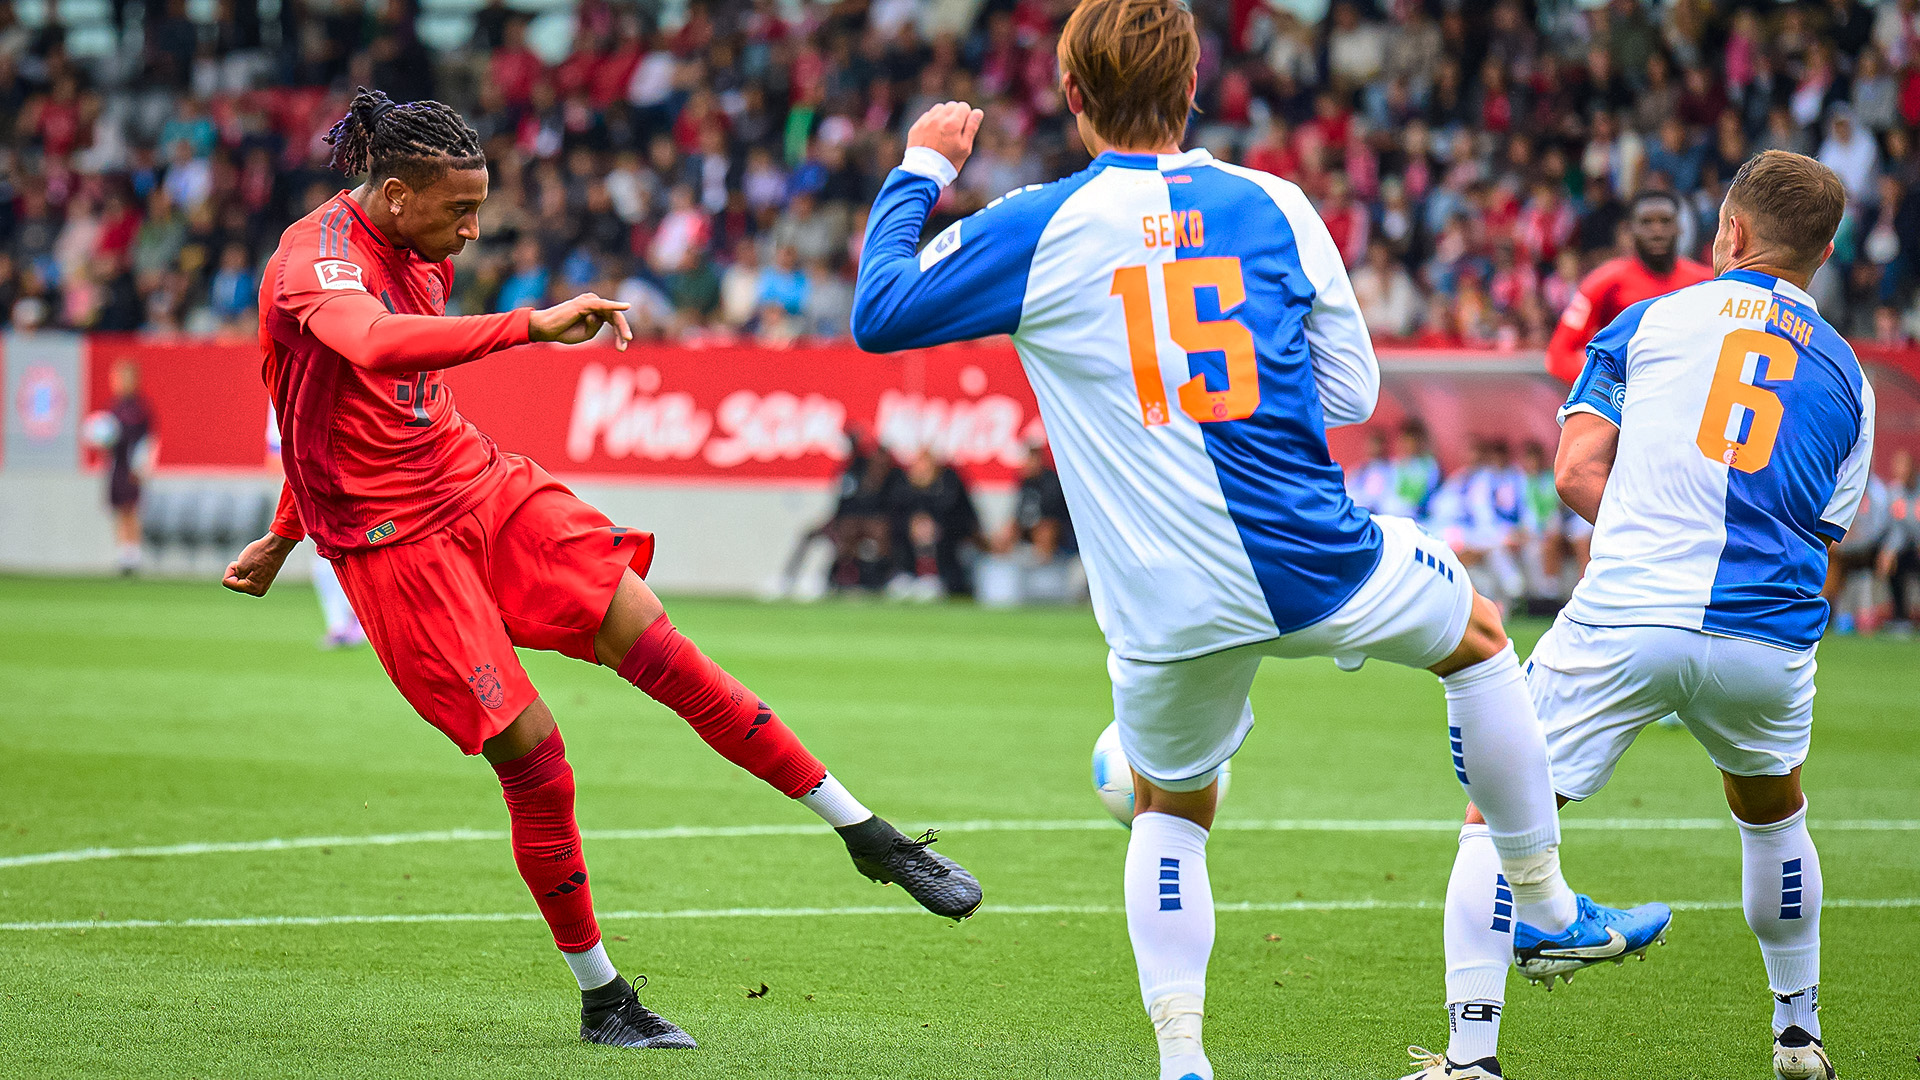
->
[316,259,367,292]
[425,274,445,312]
[468,664,506,710]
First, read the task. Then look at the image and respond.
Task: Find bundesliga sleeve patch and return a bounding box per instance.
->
[315,259,368,292]
[919,221,963,272]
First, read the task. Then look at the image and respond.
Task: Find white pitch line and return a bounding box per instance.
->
[5,898,1918,934]
[4,818,1917,871]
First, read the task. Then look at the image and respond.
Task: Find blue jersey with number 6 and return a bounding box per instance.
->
[852,147,1383,662]
[1559,269,1875,649]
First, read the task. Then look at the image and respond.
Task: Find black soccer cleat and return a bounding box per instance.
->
[837,816,983,920]
[580,975,697,1049]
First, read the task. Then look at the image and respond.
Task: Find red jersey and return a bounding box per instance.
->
[1543,254,1714,382]
[260,192,532,557]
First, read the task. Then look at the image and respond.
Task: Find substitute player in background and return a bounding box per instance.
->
[1543,191,1713,383]
[849,3,1665,1077]
[221,89,980,1050]
[1438,151,1870,1080]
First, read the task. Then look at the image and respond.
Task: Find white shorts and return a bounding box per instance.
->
[1525,618,1818,800]
[1112,515,1474,791]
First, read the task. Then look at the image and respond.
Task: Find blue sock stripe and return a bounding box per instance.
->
[1491,917,1512,933]
[1160,898,1182,911]
[1780,860,1806,919]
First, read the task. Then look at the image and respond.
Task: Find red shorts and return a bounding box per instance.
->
[333,454,654,754]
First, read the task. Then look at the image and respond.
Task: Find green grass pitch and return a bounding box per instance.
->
[2,576,1916,1079]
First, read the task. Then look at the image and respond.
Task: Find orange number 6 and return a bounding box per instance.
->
[1111,258,1260,427]
[1695,327,1798,473]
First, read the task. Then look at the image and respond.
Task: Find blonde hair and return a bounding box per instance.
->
[1058,0,1198,150]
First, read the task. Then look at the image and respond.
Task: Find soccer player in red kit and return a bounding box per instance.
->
[220,89,981,1050]
[1542,190,1713,382]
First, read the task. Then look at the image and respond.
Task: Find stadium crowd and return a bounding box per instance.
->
[10,0,1920,342]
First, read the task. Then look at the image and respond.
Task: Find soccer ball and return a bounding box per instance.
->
[1090,720,1230,828]
[83,410,120,449]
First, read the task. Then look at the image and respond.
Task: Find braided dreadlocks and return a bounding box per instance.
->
[324,87,485,190]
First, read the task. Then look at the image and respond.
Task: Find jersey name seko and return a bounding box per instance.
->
[854,148,1382,661]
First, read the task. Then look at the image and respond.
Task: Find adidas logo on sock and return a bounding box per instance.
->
[1158,858,1182,911]
[545,870,588,897]
[743,703,774,740]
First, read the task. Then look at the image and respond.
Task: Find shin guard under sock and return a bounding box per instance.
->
[493,728,601,953]
[617,614,827,798]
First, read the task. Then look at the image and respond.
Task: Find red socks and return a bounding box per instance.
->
[492,728,600,953]
[618,614,828,798]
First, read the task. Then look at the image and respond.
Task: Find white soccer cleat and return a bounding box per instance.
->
[1397,1046,1502,1079]
[1148,993,1212,1080]
[1774,1026,1837,1079]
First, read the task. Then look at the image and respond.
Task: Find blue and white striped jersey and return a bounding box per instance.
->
[852,146,1382,661]
[1560,269,1876,649]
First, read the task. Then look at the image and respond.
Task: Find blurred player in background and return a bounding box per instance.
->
[1543,191,1714,384]
[1393,419,1442,525]
[1881,450,1918,631]
[267,405,365,648]
[849,3,1664,1076]
[95,360,156,575]
[1448,151,1870,1080]
[1455,439,1530,615]
[1518,442,1570,609]
[221,89,979,1051]
[1345,429,1396,515]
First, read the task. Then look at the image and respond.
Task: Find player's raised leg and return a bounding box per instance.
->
[1429,595,1580,938]
[1408,597,1671,1079]
[592,570,982,919]
[481,701,696,1049]
[1728,770,1834,1080]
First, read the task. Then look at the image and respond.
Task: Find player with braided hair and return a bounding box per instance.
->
[222,88,981,1051]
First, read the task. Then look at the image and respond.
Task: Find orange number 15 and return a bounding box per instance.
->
[1111,257,1260,426]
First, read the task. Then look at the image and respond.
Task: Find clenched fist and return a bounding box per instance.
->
[907,101,985,173]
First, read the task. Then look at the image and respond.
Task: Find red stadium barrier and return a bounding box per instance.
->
[52,335,1920,480]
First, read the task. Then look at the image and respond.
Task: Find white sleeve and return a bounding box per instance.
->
[1819,377,1876,540]
[1275,184,1379,427]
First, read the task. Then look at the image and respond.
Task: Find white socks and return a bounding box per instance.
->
[562,941,619,991]
[1439,643,1575,933]
[1126,812,1214,1080]
[1738,802,1822,1038]
[798,772,873,828]
[1443,825,1510,1064]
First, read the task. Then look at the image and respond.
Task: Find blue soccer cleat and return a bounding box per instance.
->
[1512,893,1672,988]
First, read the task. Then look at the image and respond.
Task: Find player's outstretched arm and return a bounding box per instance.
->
[528,292,633,348]
[303,291,536,374]
[853,102,1055,355]
[300,290,630,374]
[222,532,298,596]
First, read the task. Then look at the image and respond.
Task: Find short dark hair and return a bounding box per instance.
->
[324,87,485,190]
[1725,150,1847,270]
[1058,0,1198,150]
